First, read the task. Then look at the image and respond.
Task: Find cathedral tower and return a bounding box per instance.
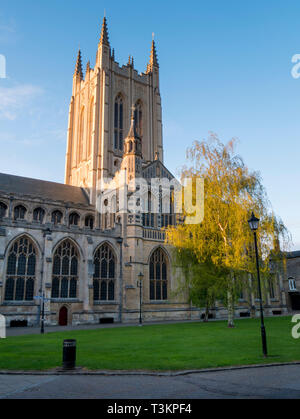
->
[64,17,164,191]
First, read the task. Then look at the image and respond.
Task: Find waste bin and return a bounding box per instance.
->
[63,339,76,370]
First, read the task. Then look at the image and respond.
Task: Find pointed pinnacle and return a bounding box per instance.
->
[100,16,110,46]
[149,40,159,69]
[128,105,139,138]
[74,49,83,80]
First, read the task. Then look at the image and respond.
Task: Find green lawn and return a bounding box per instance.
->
[0,316,299,371]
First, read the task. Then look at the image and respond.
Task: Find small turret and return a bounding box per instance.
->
[124,106,142,156]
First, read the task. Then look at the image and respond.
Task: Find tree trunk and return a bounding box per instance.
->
[227,290,235,328]
[203,299,209,322]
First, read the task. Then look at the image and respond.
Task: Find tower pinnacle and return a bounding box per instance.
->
[123,105,142,156]
[149,40,159,70]
[99,16,110,47]
[74,49,83,80]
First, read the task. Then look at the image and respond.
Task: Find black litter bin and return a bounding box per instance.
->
[63,339,77,370]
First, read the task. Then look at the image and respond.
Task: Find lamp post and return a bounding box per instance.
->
[248,212,268,358]
[41,291,45,334]
[137,272,144,326]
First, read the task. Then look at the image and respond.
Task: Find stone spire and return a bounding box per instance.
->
[74,49,83,80]
[148,40,159,71]
[124,106,142,156]
[99,16,110,46]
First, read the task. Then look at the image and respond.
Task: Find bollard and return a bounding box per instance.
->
[63,339,77,370]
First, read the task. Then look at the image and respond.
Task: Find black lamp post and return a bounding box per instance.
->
[41,291,45,334]
[137,272,144,326]
[248,212,268,358]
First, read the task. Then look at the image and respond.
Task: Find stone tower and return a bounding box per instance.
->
[64,17,163,191]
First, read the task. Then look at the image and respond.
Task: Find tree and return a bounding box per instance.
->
[167,134,290,327]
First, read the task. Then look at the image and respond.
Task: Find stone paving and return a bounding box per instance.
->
[0,364,300,399]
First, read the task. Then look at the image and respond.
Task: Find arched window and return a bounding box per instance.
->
[134,101,143,137]
[93,244,116,301]
[69,212,80,227]
[142,191,154,227]
[149,248,168,301]
[85,215,94,230]
[52,210,63,225]
[33,207,45,223]
[114,94,124,151]
[14,205,26,221]
[51,240,79,299]
[0,202,7,218]
[4,236,36,301]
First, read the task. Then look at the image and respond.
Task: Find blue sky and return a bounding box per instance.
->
[0,0,300,248]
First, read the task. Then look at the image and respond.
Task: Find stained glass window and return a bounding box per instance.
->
[149,248,168,301]
[51,240,79,299]
[93,244,116,301]
[4,236,36,301]
[14,205,26,221]
[0,202,7,218]
[52,210,63,225]
[33,207,45,223]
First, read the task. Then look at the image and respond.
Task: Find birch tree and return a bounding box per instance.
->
[167,134,290,327]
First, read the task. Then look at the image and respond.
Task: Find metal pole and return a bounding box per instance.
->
[254,231,267,357]
[41,292,45,335]
[139,281,142,326]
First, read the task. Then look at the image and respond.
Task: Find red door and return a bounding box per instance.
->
[59,307,68,326]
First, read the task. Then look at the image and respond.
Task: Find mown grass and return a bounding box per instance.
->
[0,316,298,371]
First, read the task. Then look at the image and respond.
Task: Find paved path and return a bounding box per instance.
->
[0,365,300,399]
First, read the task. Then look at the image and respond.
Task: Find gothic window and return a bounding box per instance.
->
[14,205,26,221]
[142,191,155,228]
[52,210,63,225]
[114,94,124,151]
[33,207,45,223]
[51,240,79,299]
[134,101,143,137]
[4,236,36,301]
[93,244,116,301]
[85,215,94,230]
[149,248,168,301]
[0,202,7,218]
[69,212,80,227]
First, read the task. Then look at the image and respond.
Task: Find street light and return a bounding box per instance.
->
[137,272,144,326]
[248,212,268,357]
